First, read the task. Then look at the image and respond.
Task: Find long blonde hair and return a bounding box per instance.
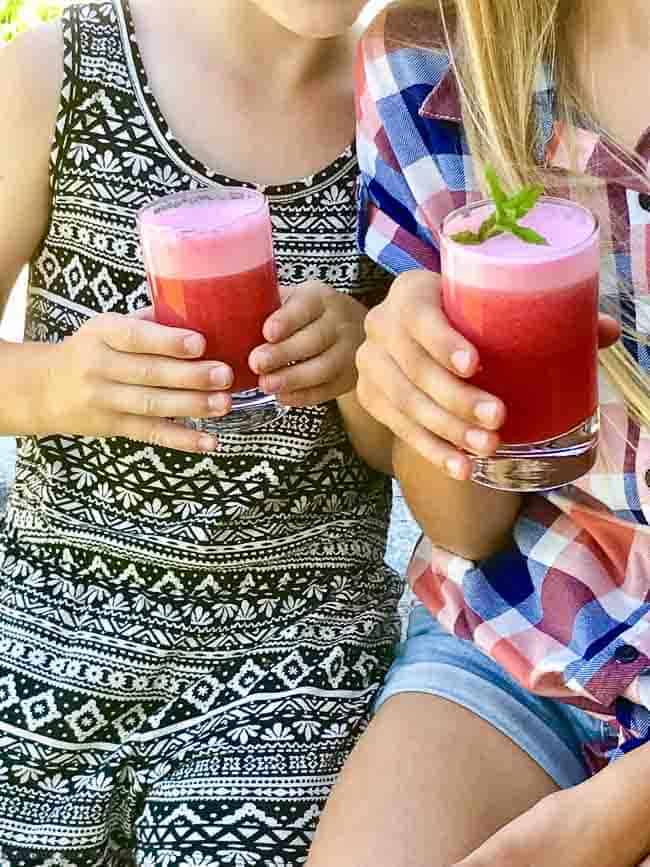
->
[411,0,650,425]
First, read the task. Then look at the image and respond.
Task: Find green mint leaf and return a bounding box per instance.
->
[484,165,508,211]
[477,213,502,242]
[451,167,550,247]
[450,230,482,245]
[507,184,545,219]
[509,224,548,245]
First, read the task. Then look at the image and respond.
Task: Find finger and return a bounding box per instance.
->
[392,338,505,430]
[357,373,474,479]
[118,416,219,455]
[101,384,232,420]
[251,315,337,375]
[262,284,327,343]
[373,271,480,377]
[259,341,351,396]
[364,360,498,457]
[93,313,206,359]
[597,313,621,349]
[131,306,155,321]
[105,351,233,391]
[452,835,517,867]
[276,384,345,408]
[358,341,503,450]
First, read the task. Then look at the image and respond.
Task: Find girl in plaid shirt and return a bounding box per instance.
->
[307,1,650,866]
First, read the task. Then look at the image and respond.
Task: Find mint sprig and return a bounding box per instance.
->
[451,165,548,246]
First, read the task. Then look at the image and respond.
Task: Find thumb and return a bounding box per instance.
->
[130,305,155,321]
[597,313,621,349]
[450,852,485,867]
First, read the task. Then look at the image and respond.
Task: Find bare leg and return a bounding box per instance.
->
[307,693,559,867]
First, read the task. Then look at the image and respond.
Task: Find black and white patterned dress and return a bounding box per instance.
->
[0,2,401,864]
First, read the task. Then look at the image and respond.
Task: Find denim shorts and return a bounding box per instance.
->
[375,604,617,789]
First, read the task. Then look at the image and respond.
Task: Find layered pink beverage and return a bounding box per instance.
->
[139,188,286,433]
[441,197,600,490]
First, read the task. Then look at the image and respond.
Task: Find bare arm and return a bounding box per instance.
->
[337,388,393,476]
[0,24,65,435]
[0,23,61,319]
[0,24,236,449]
[355,270,514,557]
[394,438,521,560]
[457,741,650,867]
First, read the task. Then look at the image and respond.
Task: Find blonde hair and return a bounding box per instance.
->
[407,0,650,426]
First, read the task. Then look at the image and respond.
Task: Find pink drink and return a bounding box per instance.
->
[441,197,600,490]
[139,189,286,433]
[141,194,280,391]
[148,264,279,393]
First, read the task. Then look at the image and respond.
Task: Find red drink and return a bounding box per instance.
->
[441,197,600,491]
[443,274,599,444]
[138,188,286,433]
[148,261,280,392]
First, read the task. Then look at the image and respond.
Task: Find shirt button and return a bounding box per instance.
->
[645,469,650,488]
[615,644,640,664]
[639,193,650,212]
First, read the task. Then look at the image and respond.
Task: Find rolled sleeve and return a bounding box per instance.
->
[407,492,650,754]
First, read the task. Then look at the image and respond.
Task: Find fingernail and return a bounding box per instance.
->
[445,456,466,480]
[208,394,228,412]
[260,377,279,394]
[252,352,270,374]
[198,435,218,452]
[475,401,500,427]
[210,366,232,388]
[264,319,280,342]
[465,429,490,452]
[451,349,473,375]
[184,334,204,356]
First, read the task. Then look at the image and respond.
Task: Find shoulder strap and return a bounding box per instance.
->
[49,1,136,194]
[49,2,81,194]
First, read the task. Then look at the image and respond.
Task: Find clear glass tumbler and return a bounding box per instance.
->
[440,196,600,491]
[138,187,286,434]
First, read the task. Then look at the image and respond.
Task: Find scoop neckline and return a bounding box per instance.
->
[114,0,357,199]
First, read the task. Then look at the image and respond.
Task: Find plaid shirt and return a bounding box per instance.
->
[357,5,650,765]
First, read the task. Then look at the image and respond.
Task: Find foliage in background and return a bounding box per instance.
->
[2,0,385,42]
[1,0,65,42]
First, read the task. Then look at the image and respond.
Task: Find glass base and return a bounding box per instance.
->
[471,411,599,492]
[184,389,287,434]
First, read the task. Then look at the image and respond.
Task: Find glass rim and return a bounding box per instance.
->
[440,195,600,263]
[137,186,268,237]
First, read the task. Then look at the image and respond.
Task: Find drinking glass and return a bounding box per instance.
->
[440,196,600,491]
[138,187,286,433]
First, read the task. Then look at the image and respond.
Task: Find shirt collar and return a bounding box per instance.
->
[419,66,463,124]
[418,65,650,192]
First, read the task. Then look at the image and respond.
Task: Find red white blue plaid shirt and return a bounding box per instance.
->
[357,5,650,765]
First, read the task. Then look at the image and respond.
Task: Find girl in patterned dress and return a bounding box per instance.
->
[0,1,402,864]
[307,2,650,867]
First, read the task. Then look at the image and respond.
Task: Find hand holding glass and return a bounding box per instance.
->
[138,188,286,433]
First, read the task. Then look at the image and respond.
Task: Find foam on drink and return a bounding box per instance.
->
[139,189,280,392]
[139,192,274,278]
[443,199,597,291]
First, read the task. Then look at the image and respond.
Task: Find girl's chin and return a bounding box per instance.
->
[252,0,365,37]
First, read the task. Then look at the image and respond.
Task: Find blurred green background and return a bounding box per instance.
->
[1,0,386,42]
[1,0,67,41]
